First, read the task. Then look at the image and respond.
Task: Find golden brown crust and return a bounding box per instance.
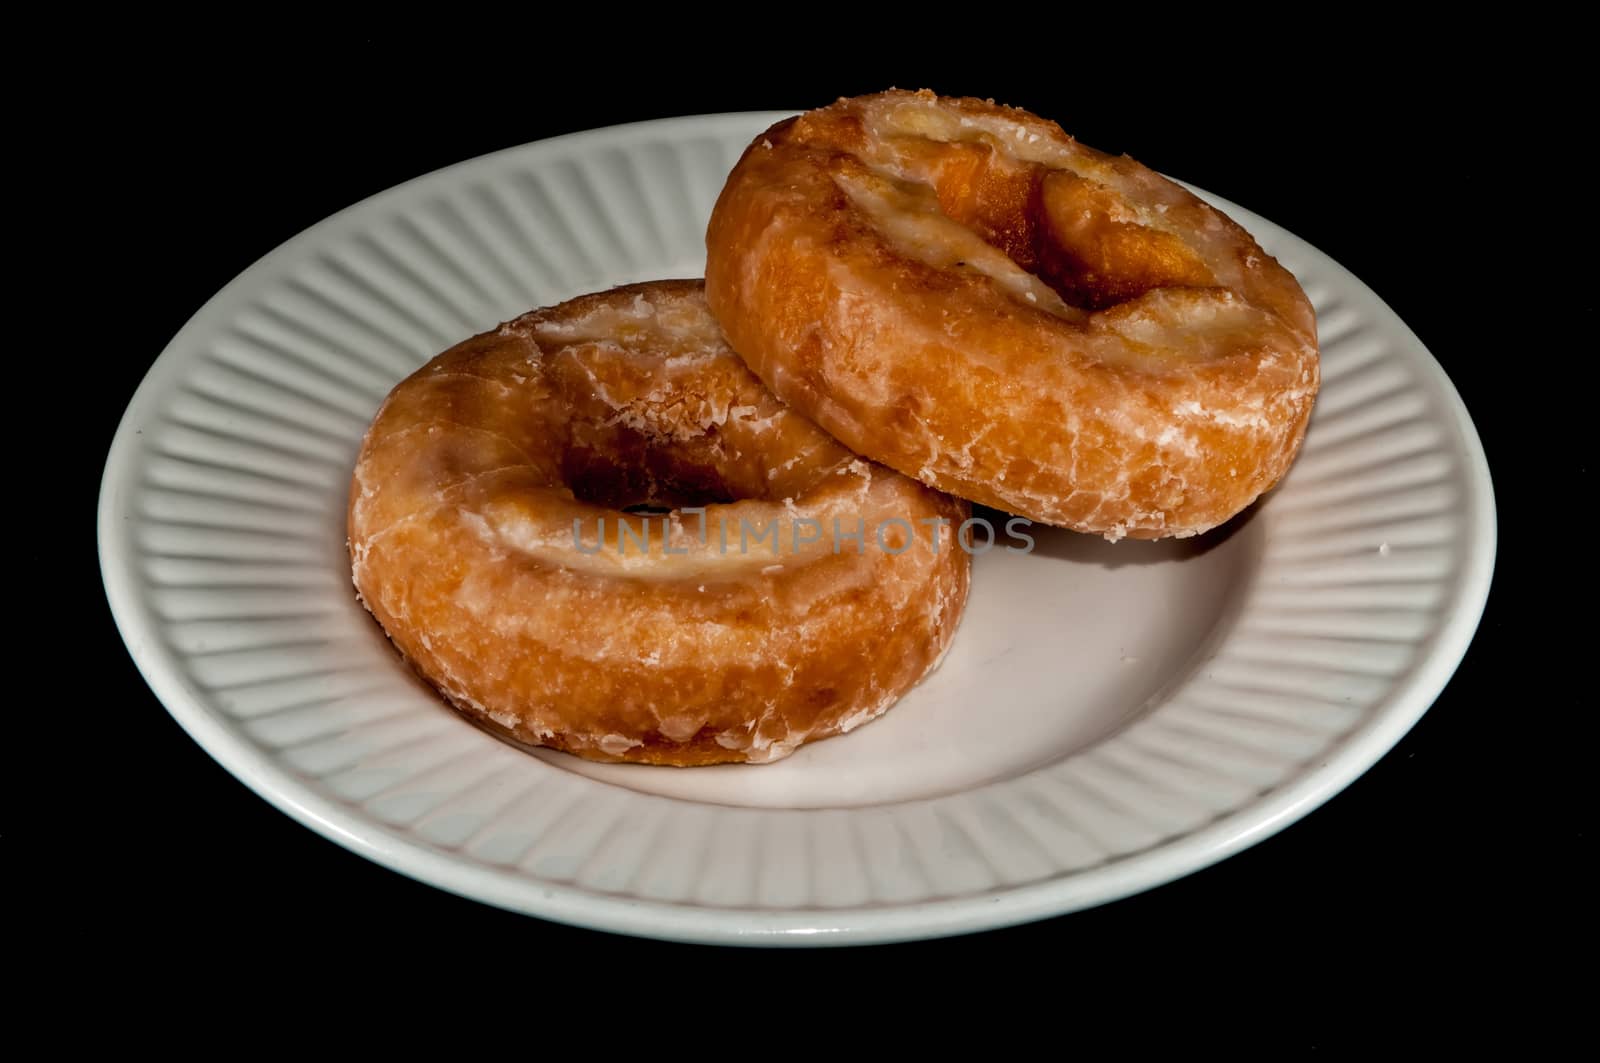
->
[348,281,970,765]
[705,90,1320,540]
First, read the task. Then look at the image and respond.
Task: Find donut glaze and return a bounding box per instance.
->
[706,90,1319,540]
[348,282,970,765]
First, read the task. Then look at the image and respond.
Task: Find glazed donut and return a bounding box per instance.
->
[348,281,969,766]
[705,89,1320,540]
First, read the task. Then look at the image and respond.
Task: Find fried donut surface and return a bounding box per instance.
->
[349,281,969,765]
[706,90,1319,540]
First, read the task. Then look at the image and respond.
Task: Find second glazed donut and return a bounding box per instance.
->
[706,89,1320,540]
[349,281,970,765]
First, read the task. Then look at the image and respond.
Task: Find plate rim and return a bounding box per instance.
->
[99,111,1497,946]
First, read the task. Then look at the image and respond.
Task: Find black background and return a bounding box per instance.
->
[57,33,1585,1026]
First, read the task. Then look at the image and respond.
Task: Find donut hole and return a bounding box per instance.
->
[560,434,739,512]
[1028,171,1216,310]
[534,319,849,515]
[857,103,1216,312]
[919,156,1213,311]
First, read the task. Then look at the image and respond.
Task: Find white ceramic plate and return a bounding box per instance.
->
[99,112,1495,945]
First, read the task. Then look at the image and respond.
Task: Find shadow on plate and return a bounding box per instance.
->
[987,498,1263,569]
